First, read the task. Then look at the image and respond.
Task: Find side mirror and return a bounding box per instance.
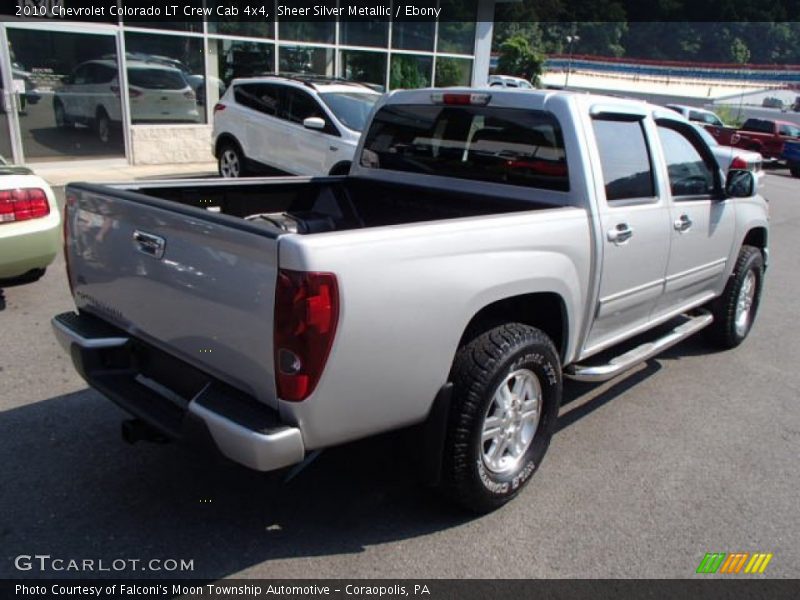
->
[303,116,326,131]
[725,169,755,198]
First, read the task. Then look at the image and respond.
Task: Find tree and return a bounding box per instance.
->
[729,37,751,64]
[390,55,429,89]
[435,57,468,87]
[497,34,544,84]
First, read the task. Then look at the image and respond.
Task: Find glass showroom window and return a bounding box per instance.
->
[340,50,387,89]
[435,57,473,87]
[6,27,124,160]
[279,46,335,77]
[392,20,435,52]
[278,22,335,45]
[437,0,477,55]
[209,40,275,106]
[207,20,274,39]
[124,32,206,124]
[340,20,389,48]
[390,54,432,89]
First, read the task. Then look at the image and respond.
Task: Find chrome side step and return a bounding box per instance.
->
[565,311,714,383]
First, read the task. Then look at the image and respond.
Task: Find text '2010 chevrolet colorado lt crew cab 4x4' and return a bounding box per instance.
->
[53,89,768,512]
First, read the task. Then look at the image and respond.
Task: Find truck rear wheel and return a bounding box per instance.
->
[441,323,561,513]
[708,245,764,348]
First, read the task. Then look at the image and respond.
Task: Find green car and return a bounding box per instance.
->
[0,165,61,282]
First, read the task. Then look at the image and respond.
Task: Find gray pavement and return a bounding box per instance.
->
[0,173,798,579]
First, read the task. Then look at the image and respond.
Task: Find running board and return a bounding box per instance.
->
[565,311,714,383]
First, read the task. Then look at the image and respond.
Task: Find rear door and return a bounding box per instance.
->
[653,119,735,315]
[65,184,281,406]
[231,82,281,167]
[584,113,672,353]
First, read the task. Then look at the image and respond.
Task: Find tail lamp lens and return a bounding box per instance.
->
[274,270,339,402]
[0,188,50,224]
[213,103,226,113]
[730,156,749,170]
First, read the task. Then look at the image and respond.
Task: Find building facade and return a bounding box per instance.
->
[0,1,496,166]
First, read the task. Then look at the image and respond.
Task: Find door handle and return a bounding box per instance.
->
[674,214,693,232]
[133,230,166,259]
[607,223,634,244]
[329,146,338,152]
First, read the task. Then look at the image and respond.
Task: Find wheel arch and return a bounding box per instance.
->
[214,133,243,159]
[742,226,768,252]
[456,292,569,364]
[328,161,352,176]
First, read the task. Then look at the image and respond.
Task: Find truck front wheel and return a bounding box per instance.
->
[708,245,764,348]
[442,323,561,513]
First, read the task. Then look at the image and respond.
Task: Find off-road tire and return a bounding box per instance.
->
[441,323,561,513]
[708,245,764,349]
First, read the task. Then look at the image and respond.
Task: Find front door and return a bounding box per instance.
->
[584,114,672,355]
[653,119,736,315]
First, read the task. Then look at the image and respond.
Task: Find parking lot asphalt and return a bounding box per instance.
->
[1,173,798,579]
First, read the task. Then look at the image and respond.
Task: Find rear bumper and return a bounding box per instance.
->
[0,221,59,279]
[51,311,305,472]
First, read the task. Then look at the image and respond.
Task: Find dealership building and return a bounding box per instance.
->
[0,1,499,167]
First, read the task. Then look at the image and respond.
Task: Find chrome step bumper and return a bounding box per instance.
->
[52,311,305,472]
[565,311,714,383]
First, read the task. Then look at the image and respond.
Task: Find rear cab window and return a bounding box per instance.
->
[360,104,569,192]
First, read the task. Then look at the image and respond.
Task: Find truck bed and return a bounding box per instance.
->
[122,176,553,233]
[64,176,566,410]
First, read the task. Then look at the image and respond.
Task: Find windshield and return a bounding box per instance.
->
[318,92,379,132]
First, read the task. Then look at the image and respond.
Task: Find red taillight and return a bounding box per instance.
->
[0,188,50,224]
[213,103,226,113]
[730,156,749,170]
[274,270,339,402]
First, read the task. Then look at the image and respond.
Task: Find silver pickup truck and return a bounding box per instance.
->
[53,89,768,512]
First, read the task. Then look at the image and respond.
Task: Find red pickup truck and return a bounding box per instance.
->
[707,117,800,160]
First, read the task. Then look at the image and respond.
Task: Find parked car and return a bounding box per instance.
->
[707,117,800,160]
[691,123,764,187]
[665,104,726,127]
[0,165,60,282]
[782,140,800,177]
[488,74,534,89]
[212,75,381,177]
[762,97,785,109]
[53,60,200,142]
[54,89,767,513]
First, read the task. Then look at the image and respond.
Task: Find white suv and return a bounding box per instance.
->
[212,76,381,177]
[53,60,200,142]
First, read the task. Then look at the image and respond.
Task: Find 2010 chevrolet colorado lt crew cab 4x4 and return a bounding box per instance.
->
[53,89,768,513]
